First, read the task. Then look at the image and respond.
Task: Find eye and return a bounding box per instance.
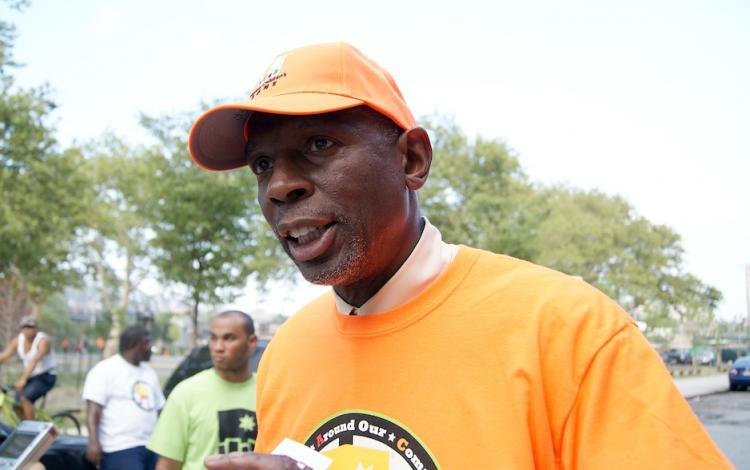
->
[307,137,334,153]
[249,156,273,175]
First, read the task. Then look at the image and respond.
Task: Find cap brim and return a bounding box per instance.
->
[189,93,364,171]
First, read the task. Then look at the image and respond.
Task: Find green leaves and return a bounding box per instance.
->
[139,111,287,344]
[422,115,540,260]
[0,75,91,299]
[420,117,721,341]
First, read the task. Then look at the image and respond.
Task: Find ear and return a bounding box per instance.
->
[397,127,433,191]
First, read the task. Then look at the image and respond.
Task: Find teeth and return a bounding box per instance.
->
[288,226,319,239]
[287,225,331,244]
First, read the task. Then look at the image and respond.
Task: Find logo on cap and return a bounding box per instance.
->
[249,54,288,100]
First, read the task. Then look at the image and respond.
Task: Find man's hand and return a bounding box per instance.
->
[84,441,102,468]
[14,377,27,393]
[204,452,312,470]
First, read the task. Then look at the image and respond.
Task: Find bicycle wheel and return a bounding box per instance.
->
[50,411,81,435]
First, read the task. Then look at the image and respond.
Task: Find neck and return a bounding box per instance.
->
[334,214,425,307]
[214,366,251,383]
[121,351,140,366]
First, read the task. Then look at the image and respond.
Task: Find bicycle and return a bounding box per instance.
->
[0,384,81,435]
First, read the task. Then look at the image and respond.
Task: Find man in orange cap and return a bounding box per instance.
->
[194,43,730,469]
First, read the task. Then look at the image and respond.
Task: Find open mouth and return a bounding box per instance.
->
[285,222,337,244]
[283,222,338,262]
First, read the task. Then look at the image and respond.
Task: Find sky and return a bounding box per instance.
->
[4,0,749,321]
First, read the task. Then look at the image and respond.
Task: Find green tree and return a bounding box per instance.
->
[140,111,285,345]
[419,119,721,339]
[76,135,157,357]
[421,115,542,260]
[0,2,92,339]
[39,294,84,348]
[532,186,722,338]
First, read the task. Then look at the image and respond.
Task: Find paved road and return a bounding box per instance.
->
[674,373,729,398]
[689,390,750,467]
[148,354,184,379]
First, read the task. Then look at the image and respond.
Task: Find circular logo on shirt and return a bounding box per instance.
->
[131,381,155,411]
[304,410,439,470]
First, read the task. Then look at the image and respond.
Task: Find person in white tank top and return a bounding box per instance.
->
[0,315,57,420]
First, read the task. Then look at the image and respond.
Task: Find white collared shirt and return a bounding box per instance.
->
[334,219,459,315]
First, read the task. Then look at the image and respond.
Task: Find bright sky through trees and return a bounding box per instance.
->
[4,0,749,320]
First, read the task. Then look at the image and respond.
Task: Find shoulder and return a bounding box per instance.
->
[140,363,161,381]
[169,368,214,399]
[279,291,334,331]
[139,362,158,374]
[87,355,117,376]
[256,293,333,380]
[461,246,630,316]
[266,291,333,345]
[36,333,51,346]
[459,245,567,285]
[457,245,633,345]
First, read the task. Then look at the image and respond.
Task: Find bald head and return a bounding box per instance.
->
[214,310,255,336]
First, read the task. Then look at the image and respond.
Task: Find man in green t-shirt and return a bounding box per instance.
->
[148,311,258,470]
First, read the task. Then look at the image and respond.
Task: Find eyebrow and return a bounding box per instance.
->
[244,140,256,158]
[244,111,366,158]
[243,119,337,157]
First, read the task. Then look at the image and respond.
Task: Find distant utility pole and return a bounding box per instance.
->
[746,264,750,334]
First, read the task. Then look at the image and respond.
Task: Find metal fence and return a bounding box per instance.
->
[0,352,103,412]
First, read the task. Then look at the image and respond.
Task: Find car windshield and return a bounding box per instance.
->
[734,357,750,367]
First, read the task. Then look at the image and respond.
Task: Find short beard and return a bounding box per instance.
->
[297,230,368,287]
[213,356,249,374]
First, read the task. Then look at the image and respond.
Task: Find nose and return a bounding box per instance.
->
[263,155,314,205]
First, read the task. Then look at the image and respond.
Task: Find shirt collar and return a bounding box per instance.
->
[333,218,459,315]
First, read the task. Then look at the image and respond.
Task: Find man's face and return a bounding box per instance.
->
[136,335,152,363]
[20,326,37,340]
[245,107,411,288]
[209,316,257,373]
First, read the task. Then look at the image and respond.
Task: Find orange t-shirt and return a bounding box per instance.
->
[256,246,730,469]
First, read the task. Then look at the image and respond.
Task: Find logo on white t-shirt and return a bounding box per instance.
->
[131,381,156,411]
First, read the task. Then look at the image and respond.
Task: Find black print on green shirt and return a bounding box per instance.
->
[217,408,257,454]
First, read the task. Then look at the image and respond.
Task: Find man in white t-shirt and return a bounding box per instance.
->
[83,325,165,470]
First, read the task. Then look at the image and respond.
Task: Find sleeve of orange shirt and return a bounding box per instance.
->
[560,323,732,468]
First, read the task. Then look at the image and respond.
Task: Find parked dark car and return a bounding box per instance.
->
[666,348,692,365]
[729,356,750,391]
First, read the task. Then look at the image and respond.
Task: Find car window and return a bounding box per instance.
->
[734,357,750,367]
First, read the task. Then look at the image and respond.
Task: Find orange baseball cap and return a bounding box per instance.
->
[188,42,416,171]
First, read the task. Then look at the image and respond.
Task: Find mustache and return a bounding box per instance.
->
[273,208,351,233]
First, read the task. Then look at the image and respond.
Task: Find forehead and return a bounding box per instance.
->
[210,315,245,333]
[246,107,395,146]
